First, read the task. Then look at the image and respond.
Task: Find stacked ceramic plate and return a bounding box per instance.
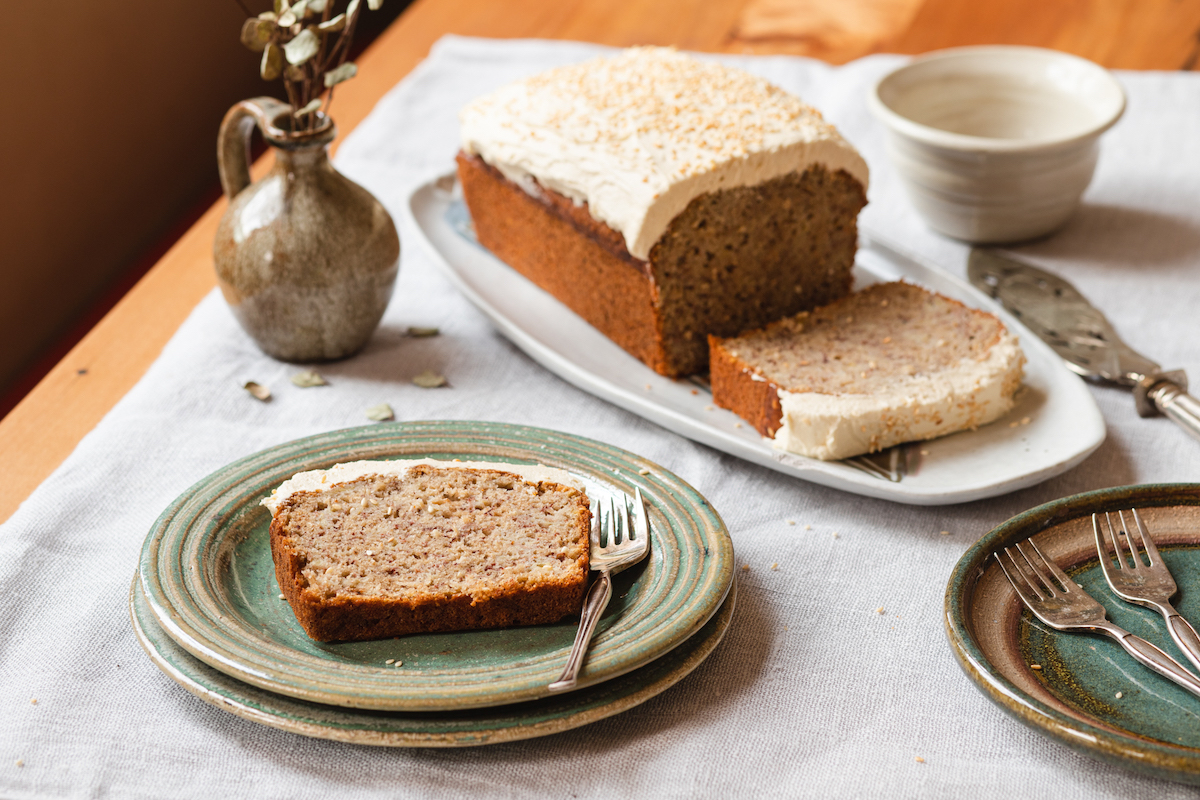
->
[134,421,736,746]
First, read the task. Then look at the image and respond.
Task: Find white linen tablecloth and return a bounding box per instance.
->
[4,35,1200,799]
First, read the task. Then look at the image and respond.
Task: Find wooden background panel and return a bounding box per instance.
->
[732,0,1200,68]
[2,0,1194,523]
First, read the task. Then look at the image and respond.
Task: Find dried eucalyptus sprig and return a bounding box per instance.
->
[237,0,384,133]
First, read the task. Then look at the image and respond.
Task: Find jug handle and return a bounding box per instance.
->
[217,97,293,200]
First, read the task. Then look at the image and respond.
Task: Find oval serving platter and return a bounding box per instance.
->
[131,574,736,747]
[138,421,735,712]
[946,484,1200,785]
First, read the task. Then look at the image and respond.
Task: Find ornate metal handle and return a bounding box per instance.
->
[1165,612,1200,674]
[547,571,612,693]
[216,97,293,200]
[1117,631,1200,698]
[1149,379,1200,444]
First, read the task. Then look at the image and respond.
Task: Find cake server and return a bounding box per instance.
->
[968,248,1200,442]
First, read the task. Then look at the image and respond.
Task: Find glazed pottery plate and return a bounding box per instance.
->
[131,574,735,747]
[405,173,1105,506]
[946,484,1200,785]
[138,421,734,712]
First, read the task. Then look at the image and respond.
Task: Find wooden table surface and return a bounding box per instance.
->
[3,0,1198,523]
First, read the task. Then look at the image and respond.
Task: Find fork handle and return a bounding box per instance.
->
[547,571,613,693]
[1163,613,1200,675]
[1114,631,1200,698]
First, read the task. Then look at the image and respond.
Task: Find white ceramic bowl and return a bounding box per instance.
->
[868,46,1126,243]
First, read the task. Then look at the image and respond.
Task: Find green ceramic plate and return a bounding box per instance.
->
[138,421,734,712]
[131,574,735,746]
[946,484,1200,785]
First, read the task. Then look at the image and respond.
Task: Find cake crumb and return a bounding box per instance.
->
[1116,691,1123,699]
[691,389,699,395]
[645,383,652,390]
[882,336,892,344]
[915,756,925,764]
[1030,664,1042,671]
[742,564,750,571]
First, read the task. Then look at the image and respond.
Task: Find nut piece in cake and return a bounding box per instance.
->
[261,459,591,642]
[709,282,1026,460]
[456,47,869,377]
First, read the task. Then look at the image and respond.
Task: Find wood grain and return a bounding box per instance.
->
[2,0,1195,523]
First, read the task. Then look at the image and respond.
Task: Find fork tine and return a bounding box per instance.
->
[1027,537,1082,593]
[1092,513,1118,579]
[1130,508,1162,565]
[1102,512,1127,569]
[1116,510,1145,568]
[1014,541,1061,596]
[996,550,1046,608]
[1003,546,1048,600]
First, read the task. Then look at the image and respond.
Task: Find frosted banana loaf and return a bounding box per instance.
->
[458,47,869,377]
[262,459,591,642]
[709,282,1025,460]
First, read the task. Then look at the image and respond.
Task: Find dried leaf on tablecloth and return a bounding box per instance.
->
[366,403,395,421]
[244,381,272,401]
[406,326,439,338]
[290,369,328,387]
[412,370,447,389]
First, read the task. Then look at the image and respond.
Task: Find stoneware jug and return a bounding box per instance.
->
[214,97,399,361]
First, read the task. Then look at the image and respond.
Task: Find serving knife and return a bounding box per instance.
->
[968,248,1200,443]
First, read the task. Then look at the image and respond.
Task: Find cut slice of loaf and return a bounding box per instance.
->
[263,460,591,642]
[709,281,1026,460]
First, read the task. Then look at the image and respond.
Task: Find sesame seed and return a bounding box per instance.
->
[1116,691,1123,699]
[705,405,715,411]
[832,532,840,539]
[940,530,950,536]
[395,661,404,667]
[638,468,650,475]
[805,524,812,530]
[915,756,925,764]
[734,422,743,428]
[278,594,286,600]
[386,659,394,665]
[1030,664,1042,671]
[1009,421,1020,428]
[876,607,885,614]
[30,699,36,706]
[771,562,778,570]
[15,760,23,768]
[786,519,795,525]
[882,336,892,344]
[742,564,750,571]
[920,450,930,456]
[1021,417,1031,425]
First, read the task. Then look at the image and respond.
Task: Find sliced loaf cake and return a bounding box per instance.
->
[262,459,591,642]
[709,282,1025,460]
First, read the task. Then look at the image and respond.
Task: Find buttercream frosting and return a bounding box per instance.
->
[262,459,583,515]
[773,330,1025,461]
[460,47,869,260]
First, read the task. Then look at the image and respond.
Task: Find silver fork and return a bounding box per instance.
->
[996,538,1200,698]
[1093,509,1200,673]
[548,487,651,693]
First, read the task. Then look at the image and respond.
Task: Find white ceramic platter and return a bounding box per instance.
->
[404,172,1105,505]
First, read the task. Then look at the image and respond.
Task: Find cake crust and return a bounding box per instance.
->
[268,464,591,643]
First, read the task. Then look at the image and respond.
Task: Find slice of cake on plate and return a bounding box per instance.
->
[261,459,590,642]
[708,282,1026,461]
[457,47,869,377]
